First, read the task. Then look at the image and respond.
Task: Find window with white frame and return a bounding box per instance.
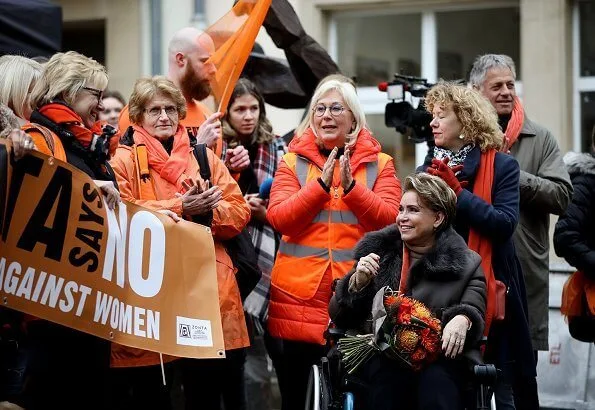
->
[436,8,520,81]
[577,1,595,152]
[332,6,520,175]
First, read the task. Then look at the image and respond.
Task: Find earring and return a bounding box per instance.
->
[458,134,465,140]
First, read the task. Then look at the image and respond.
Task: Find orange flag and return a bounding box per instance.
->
[206,0,272,114]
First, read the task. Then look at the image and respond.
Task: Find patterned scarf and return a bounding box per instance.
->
[433,143,475,169]
[222,137,288,327]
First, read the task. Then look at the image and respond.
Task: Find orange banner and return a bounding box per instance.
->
[206,0,272,113]
[0,140,225,358]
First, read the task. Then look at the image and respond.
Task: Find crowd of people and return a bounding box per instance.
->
[0,23,587,410]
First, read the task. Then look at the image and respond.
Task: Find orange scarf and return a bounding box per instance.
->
[131,124,190,190]
[503,96,524,148]
[399,245,411,294]
[467,149,497,336]
[38,103,119,156]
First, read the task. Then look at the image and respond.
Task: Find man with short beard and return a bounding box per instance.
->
[470,53,573,410]
[119,27,249,172]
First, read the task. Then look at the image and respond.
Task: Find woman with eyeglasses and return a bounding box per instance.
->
[266,75,402,410]
[6,51,120,410]
[109,76,250,410]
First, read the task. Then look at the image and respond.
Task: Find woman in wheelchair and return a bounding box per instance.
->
[329,173,487,410]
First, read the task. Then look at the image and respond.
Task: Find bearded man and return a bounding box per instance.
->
[119,27,249,171]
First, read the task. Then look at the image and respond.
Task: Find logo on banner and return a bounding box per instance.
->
[176,316,213,347]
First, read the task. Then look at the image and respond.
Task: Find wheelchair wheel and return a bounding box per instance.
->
[305,364,330,410]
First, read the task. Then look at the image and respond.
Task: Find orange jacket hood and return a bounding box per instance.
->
[288,127,381,169]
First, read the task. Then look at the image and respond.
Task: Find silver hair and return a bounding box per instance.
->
[469,54,516,87]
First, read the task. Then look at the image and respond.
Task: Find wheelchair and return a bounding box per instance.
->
[305,327,497,410]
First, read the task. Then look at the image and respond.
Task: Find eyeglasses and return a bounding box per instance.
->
[313,103,349,117]
[145,106,178,118]
[82,86,103,102]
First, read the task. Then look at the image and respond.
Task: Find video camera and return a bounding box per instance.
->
[378,74,434,143]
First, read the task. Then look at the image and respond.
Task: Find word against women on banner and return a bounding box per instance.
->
[0,140,225,358]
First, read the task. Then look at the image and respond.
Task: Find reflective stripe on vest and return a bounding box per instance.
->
[278,242,353,262]
[278,156,382,261]
[294,156,378,189]
[312,209,359,224]
[294,156,379,226]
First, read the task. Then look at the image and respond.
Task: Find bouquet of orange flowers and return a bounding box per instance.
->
[338,287,442,374]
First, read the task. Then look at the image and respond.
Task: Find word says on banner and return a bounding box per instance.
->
[0,141,225,358]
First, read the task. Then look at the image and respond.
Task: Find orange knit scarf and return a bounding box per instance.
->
[503,96,524,148]
[131,124,190,190]
[38,103,119,156]
[467,149,497,336]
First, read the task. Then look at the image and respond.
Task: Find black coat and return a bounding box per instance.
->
[420,146,536,378]
[329,225,486,362]
[554,152,595,279]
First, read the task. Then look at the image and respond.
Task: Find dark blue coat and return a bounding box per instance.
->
[420,146,536,379]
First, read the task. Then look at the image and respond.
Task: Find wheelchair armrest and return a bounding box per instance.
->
[324,327,348,342]
[473,364,497,385]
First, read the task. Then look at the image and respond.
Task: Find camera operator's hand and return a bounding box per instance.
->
[340,148,354,191]
[195,112,222,149]
[320,147,338,188]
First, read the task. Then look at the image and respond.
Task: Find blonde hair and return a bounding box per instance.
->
[296,75,364,145]
[0,55,42,119]
[128,76,187,125]
[404,173,457,232]
[425,81,503,151]
[30,51,108,110]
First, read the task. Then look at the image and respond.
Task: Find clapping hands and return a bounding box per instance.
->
[320,146,354,192]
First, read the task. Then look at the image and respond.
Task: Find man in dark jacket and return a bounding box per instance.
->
[470,53,573,407]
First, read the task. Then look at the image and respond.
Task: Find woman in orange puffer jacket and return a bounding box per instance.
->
[267,76,402,410]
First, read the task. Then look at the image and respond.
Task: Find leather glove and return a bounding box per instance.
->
[441,314,471,358]
[427,157,467,195]
[348,253,380,293]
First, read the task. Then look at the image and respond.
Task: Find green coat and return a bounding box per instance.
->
[510,115,573,351]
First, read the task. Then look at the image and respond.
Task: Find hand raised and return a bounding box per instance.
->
[339,148,353,191]
[350,253,380,292]
[195,112,222,149]
[226,145,250,172]
[320,147,338,188]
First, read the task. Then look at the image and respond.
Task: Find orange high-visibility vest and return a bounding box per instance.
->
[271,152,392,301]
